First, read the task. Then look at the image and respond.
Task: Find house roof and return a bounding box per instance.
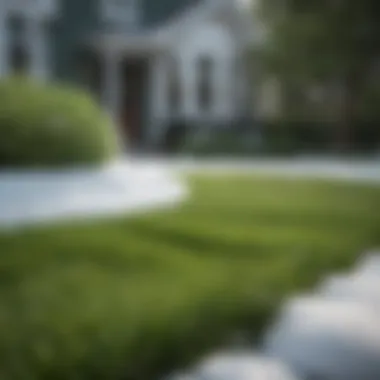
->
[89,0,207,53]
[89,0,258,53]
[141,0,204,29]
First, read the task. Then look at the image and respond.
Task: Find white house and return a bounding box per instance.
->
[0,0,257,150]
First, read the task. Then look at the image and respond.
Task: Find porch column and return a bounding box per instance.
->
[102,47,122,123]
[236,55,251,118]
[231,57,241,118]
[102,47,124,147]
[27,16,50,81]
[148,55,167,145]
[0,9,8,77]
[182,56,197,120]
[214,59,228,120]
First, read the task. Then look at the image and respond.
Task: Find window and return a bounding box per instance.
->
[7,14,25,42]
[100,0,139,28]
[197,56,213,112]
[7,15,29,75]
[9,43,29,74]
[4,11,53,79]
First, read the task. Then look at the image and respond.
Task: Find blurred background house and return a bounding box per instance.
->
[0,0,258,153]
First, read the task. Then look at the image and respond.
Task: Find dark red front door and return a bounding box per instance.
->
[121,59,148,148]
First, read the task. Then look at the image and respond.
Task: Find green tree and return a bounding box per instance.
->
[257,0,380,151]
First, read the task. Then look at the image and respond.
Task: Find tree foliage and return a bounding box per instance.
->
[256,0,380,150]
[259,0,380,77]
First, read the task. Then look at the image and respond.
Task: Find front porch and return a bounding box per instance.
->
[78,32,170,152]
[81,27,249,153]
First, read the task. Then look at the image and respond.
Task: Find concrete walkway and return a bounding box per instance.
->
[0,161,187,230]
[134,157,380,184]
[1,156,378,230]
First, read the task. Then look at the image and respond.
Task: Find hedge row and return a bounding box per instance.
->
[0,77,119,168]
[179,121,380,157]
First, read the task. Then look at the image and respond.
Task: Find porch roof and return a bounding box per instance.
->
[87,30,170,55]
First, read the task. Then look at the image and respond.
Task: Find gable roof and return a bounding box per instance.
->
[89,0,258,53]
[141,0,203,29]
[160,0,258,48]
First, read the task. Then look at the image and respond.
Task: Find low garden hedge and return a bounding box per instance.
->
[0,77,119,168]
[180,120,380,157]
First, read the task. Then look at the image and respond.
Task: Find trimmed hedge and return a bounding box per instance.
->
[180,121,380,157]
[0,77,119,168]
[181,128,263,157]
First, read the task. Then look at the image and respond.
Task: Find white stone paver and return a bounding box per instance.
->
[169,253,380,380]
[318,272,380,307]
[264,295,380,380]
[355,251,380,277]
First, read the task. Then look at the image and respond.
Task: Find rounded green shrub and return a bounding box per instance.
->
[0,77,119,168]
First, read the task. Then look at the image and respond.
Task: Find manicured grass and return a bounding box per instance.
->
[0,174,379,379]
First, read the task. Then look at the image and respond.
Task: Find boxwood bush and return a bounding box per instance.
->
[180,120,380,157]
[0,77,119,168]
[181,128,263,157]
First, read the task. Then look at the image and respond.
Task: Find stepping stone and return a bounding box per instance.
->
[318,273,380,307]
[191,351,299,380]
[355,251,380,277]
[264,296,380,380]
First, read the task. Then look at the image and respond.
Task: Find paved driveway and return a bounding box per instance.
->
[129,157,380,184]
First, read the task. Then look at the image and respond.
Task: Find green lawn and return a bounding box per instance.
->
[0,174,379,379]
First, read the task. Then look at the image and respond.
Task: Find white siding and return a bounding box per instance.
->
[171,20,237,122]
